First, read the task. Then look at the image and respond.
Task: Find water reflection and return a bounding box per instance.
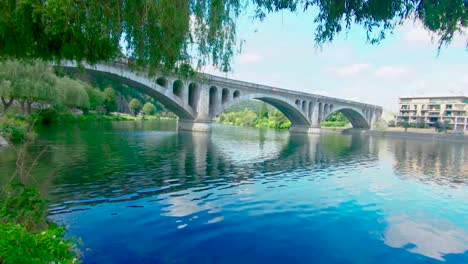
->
[384,215,468,261]
[389,138,468,185]
[39,126,381,209]
[0,121,467,263]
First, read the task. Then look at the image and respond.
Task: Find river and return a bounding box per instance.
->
[0,120,467,263]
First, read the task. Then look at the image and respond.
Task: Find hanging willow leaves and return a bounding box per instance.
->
[0,0,466,73]
[0,0,241,73]
[251,0,467,49]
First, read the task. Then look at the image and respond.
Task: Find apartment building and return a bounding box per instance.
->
[397,96,468,131]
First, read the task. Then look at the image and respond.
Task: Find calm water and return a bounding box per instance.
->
[1,121,467,263]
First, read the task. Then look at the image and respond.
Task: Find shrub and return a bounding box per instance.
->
[0,184,48,231]
[320,121,348,128]
[0,222,78,264]
[0,184,80,264]
[142,102,156,116]
[0,116,31,143]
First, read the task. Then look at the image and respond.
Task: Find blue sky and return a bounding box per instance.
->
[203,10,467,111]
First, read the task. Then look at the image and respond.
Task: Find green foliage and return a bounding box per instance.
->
[217,108,291,129]
[324,112,349,123]
[0,0,241,72]
[0,223,78,264]
[253,0,467,50]
[0,116,32,143]
[103,87,117,114]
[0,60,58,113]
[56,77,90,109]
[129,99,141,116]
[321,112,350,128]
[388,120,396,127]
[0,1,465,73]
[400,121,410,132]
[0,184,79,264]
[143,102,157,116]
[416,119,427,129]
[258,103,269,119]
[321,121,348,128]
[268,109,291,129]
[84,85,105,112]
[0,184,48,232]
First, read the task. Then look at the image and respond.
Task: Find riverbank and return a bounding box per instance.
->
[320,128,468,142]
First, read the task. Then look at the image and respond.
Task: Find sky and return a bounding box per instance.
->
[202,9,468,112]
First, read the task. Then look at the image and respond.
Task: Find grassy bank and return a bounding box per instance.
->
[0,116,81,263]
[0,184,80,264]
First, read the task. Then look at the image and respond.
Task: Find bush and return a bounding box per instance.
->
[0,184,79,263]
[0,184,80,264]
[30,108,60,125]
[0,223,78,264]
[0,184,48,232]
[320,121,348,128]
[0,116,31,143]
[142,102,156,116]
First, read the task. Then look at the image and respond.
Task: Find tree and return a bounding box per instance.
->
[401,121,410,132]
[416,119,427,129]
[258,102,269,119]
[0,1,465,73]
[0,0,240,73]
[0,60,58,114]
[129,99,141,116]
[142,102,156,116]
[252,0,467,50]
[56,77,90,109]
[84,85,105,113]
[103,87,117,114]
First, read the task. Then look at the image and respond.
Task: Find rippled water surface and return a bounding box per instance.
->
[1,121,467,263]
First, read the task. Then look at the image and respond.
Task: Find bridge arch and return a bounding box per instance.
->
[216,93,311,126]
[323,106,370,129]
[60,63,197,120]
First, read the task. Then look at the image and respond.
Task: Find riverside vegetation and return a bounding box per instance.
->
[0,60,176,263]
[0,116,81,263]
[216,101,350,129]
[0,60,175,144]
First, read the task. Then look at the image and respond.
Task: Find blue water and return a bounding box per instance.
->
[1,121,467,263]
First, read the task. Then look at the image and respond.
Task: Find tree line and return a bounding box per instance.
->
[0,60,158,117]
[217,101,351,129]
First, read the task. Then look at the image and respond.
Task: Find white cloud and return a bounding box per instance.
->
[373,66,410,79]
[402,21,467,48]
[325,63,371,77]
[384,218,468,261]
[237,52,262,63]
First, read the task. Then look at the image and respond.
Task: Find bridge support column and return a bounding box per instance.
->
[290,125,321,134]
[178,120,213,132]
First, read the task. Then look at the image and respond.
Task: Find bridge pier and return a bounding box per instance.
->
[289,125,321,134]
[178,120,212,132]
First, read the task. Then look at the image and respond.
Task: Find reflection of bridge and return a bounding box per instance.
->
[61,61,382,133]
[47,129,379,208]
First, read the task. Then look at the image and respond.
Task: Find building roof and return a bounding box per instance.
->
[399,96,468,100]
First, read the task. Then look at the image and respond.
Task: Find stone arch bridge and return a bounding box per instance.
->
[61,61,382,133]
